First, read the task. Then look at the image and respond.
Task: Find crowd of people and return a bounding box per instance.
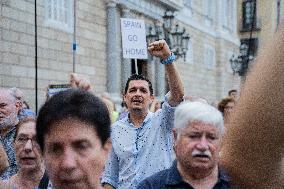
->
[0,29,283,189]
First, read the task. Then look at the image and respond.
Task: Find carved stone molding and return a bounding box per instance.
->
[118,0,178,21]
[160,0,183,10]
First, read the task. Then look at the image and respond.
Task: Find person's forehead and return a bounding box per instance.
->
[45,118,99,144]
[185,121,220,133]
[17,121,36,136]
[128,80,149,88]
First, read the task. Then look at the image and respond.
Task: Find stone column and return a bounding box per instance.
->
[121,7,132,91]
[215,0,226,98]
[155,57,165,98]
[147,55,156,92]
[216,0,224,31]
[106,0,121,96]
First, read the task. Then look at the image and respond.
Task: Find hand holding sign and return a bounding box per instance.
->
[121,18,147,59]
[148,40,172,61]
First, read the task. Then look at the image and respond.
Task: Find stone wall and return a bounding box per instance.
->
[0,0,241,111]
[0,0,107,109]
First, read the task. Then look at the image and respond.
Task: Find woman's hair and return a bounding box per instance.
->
[14,116,36,141]
[217,97,235,114]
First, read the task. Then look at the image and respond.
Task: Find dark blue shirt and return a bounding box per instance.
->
[137,161,231,189]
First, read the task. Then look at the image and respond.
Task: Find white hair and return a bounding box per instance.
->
[174,101,224,134]
[0,88,17,102]
[9,87,24,102]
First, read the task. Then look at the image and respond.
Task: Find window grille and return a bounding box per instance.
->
[45,0,73,32]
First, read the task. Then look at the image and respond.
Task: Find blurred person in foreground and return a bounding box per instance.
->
[101,39,184,189]
[2,117,44,189]
[221,25,284,188]
[137,101,230,189]
[217,98,235,126]
[36,89,111,189]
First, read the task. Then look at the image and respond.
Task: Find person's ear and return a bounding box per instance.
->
[150,95,154,103]
[15,100,22,113]
[173,128,177,140]
[172,128,178,152]
[123,93,127,101]
[102,138,112,155]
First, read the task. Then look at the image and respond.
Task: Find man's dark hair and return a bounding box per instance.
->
[228,89,237,96]
[124,74,153,95]
[36,89,111,150]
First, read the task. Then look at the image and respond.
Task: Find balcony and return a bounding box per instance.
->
[159,0,183,11]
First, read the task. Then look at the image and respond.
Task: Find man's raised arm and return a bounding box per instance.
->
[148,40,184,107]
[221,26,284,189]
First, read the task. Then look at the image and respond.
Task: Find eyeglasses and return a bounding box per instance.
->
[15,136,40,148]
[224,106,234,110]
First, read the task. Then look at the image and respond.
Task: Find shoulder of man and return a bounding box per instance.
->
[218,166,231,184]
[109,117,130,138]
[137,169,169,189]
[112,117,127,129]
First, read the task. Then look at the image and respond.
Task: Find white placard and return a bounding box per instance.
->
[121,18,148,59]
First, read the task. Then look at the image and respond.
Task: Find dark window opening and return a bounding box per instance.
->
[277,0,281,29]
[131,59,148,76]
[241,0,259,32]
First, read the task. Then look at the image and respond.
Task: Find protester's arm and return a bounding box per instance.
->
[0,144,9,174]
[69,73,92,91]
[149,97,159,112]
[148,40,184,107]
[221,26,284,189]
[164,63,184,107]
[103,183,115,189]
[101,147,119,189]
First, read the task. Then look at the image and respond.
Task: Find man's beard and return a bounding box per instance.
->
[0,113,18,130]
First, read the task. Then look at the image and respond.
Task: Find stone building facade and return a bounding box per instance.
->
[0,0,240,110]
[237,0,284,69]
